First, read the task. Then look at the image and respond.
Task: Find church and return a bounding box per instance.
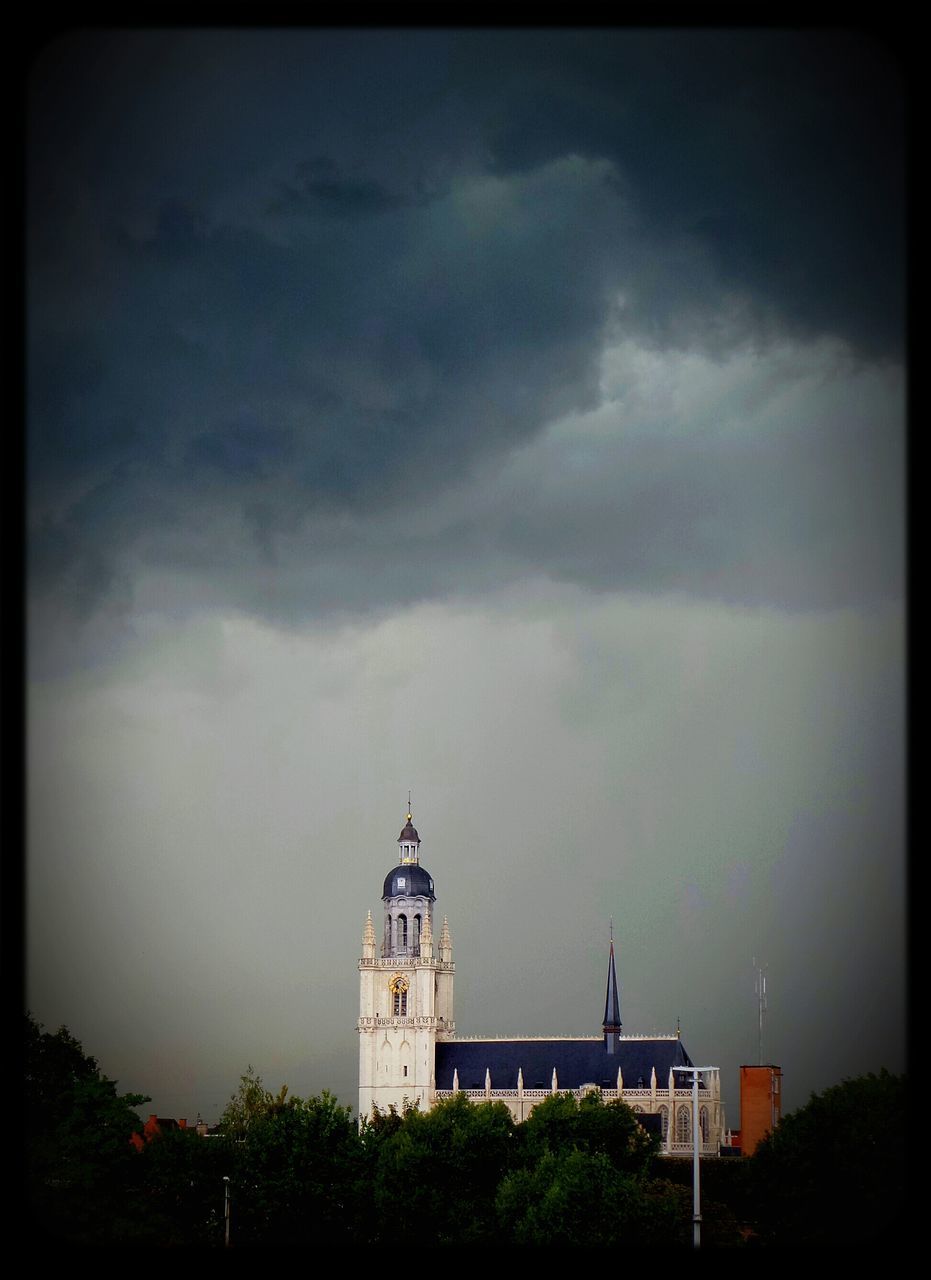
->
[358,810,726,1154]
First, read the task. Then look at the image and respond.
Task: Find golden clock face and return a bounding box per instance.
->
[389,973,410,997]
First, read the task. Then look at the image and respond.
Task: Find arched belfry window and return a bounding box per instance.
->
[397,915,408,949]
[413,914,421,954]
[390,974,409,1018]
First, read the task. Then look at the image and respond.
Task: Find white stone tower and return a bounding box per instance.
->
[358,808,454,1120]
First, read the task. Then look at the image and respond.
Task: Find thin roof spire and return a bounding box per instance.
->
[603,927,622,1035]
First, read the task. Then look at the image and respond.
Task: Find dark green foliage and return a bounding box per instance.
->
[218,1065,292,1140]
[364,1093,516,1244]
[644,1156,748,1247]
[497,1149,690,1246]
[520,1089,659,1176]
[497,1092,703,1247]
[25,1013,150,1243]
[40,1021,900,1249]
[218,1070,362,1246]
[745,1069,906,1247]
[131,1125,230,1246]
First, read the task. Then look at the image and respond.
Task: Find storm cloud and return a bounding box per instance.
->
[26,29,905,1125]
[28,29,903,650]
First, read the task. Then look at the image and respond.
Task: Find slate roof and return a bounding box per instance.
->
[434,1036,694,1092]
[383,863,435,900]
[398,819,420,843]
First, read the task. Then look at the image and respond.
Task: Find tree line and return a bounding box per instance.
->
[24,1013,904,1247]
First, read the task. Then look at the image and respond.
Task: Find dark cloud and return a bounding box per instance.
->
[29,155,621,610]
[269,157,402,219]
[27,29,904,642]
[153,201,210,255]
[187,417,294,480]
[454,30,904,358]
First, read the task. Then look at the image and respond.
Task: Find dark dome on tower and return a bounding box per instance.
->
[383,864,435,900]
[398,818,420,843]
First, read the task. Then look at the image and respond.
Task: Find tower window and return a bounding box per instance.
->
[389,973,409,1018]
[397,914,408,948]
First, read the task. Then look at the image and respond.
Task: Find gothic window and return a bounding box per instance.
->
[397,915,408,948]
[676,1106,691,1143]
[700,1106,709,1143]
[659,1105,669,1140]
[393,989,407,1016]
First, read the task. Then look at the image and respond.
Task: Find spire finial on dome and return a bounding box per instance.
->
[398,803,421,860]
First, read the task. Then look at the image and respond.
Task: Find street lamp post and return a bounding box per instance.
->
[673,1065,713,1249]
[223,1176,231,1247]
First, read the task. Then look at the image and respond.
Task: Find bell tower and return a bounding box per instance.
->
[358,807,454,1120]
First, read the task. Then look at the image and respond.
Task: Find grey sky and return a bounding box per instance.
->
[27,28,905,1125]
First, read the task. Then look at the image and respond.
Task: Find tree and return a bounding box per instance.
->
[25,1013,150,1243]
[218,1070,362,1246]
[521,1090,659,1177]
[218,1065,293,1140]
[745,1069,906,1246]
[497,1150,691,1247]
[366,1094,516,1244]
[497,1092,685,1246]
[130,1123,229,1246]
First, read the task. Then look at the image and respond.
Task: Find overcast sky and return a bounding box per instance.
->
[26,28,905,1127]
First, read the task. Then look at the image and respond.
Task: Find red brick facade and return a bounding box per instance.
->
[739,1064,782,1155]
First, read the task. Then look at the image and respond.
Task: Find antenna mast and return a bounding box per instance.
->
[753,957,768,1064]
